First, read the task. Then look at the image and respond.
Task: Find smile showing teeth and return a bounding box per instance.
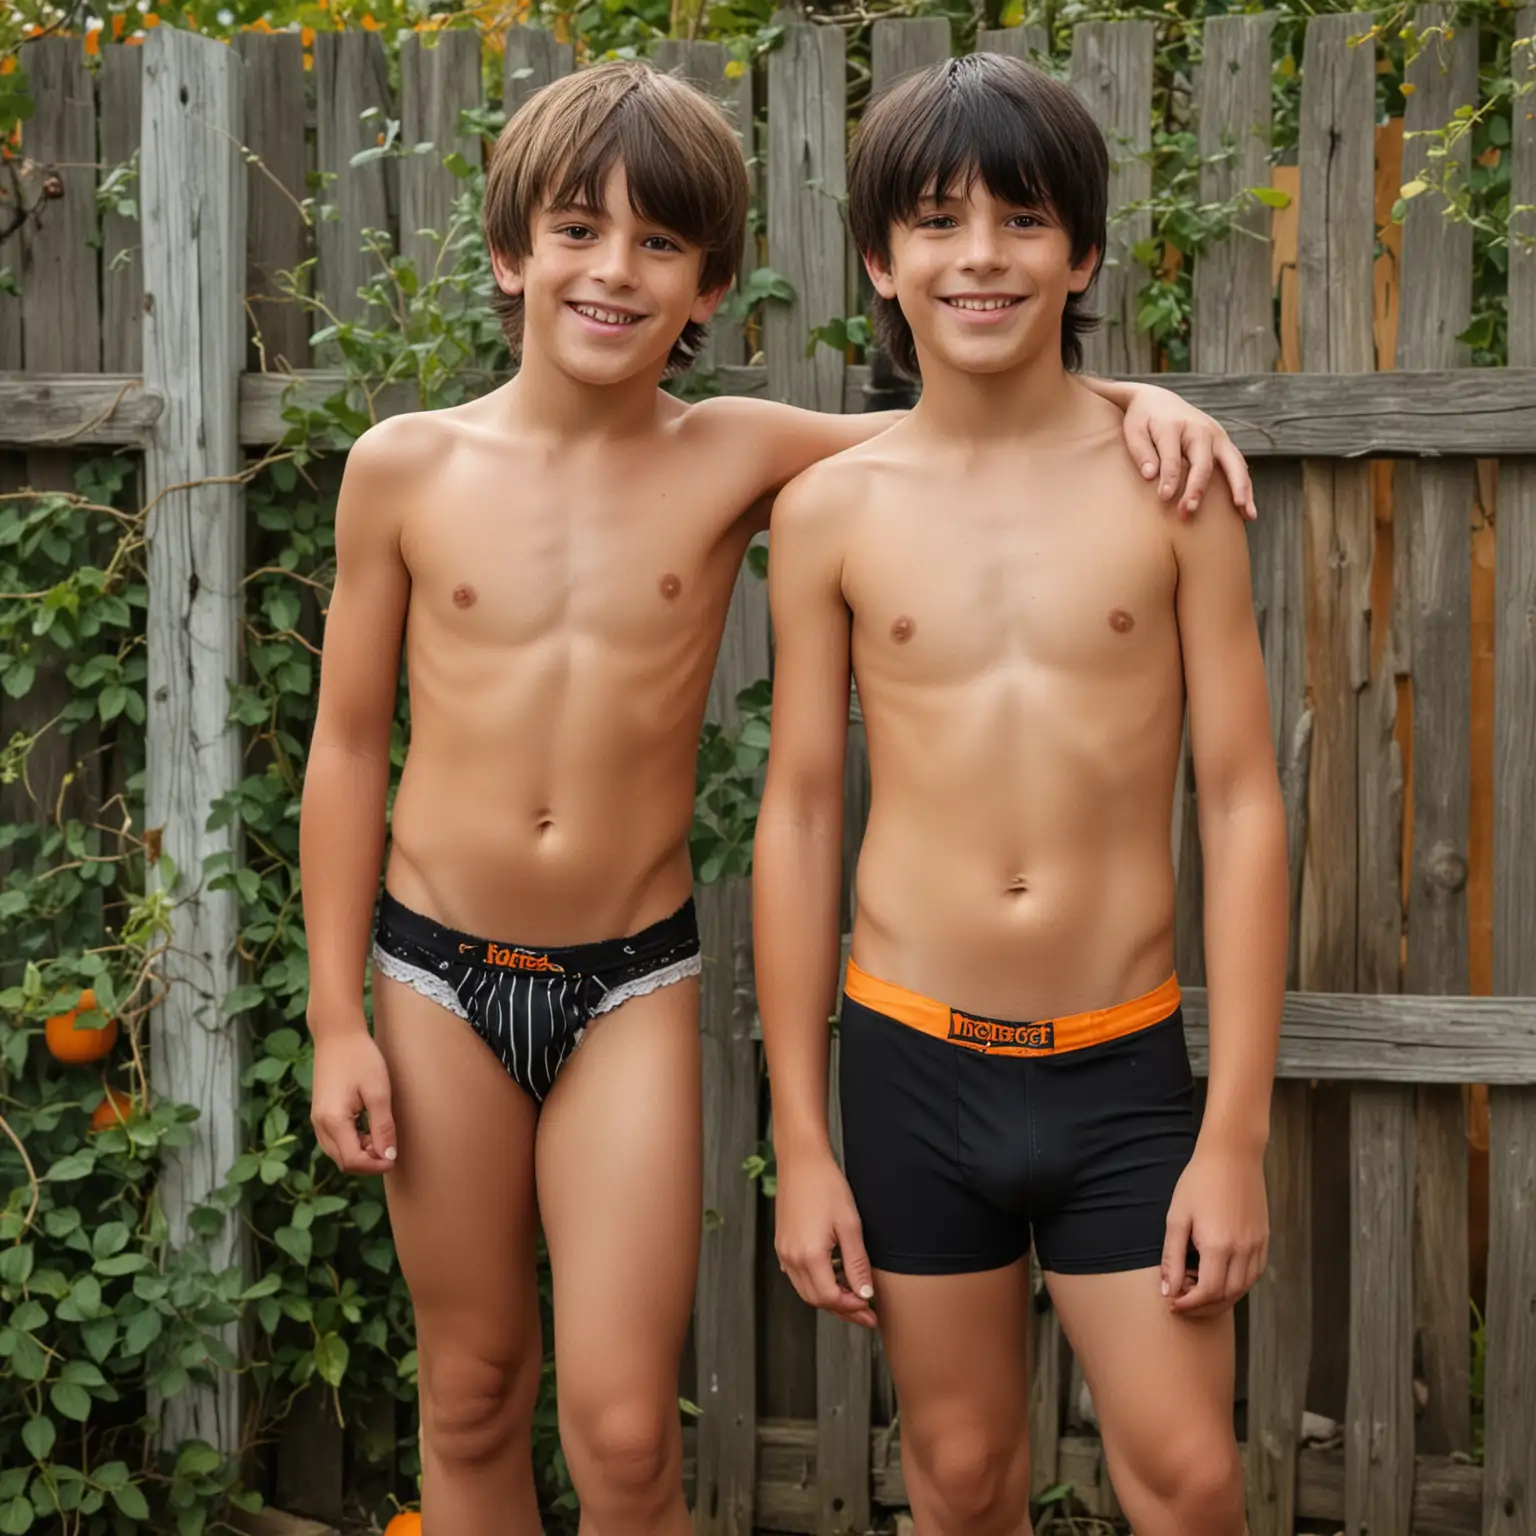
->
[943,296,1022,311]
[571,303,641,325]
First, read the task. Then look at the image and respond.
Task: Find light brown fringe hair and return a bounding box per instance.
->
[483,60,749,376]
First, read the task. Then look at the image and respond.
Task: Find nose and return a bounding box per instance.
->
[958,223,1006,274]
[590,234,639,289]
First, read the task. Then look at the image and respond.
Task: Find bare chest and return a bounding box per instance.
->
[844,501,1178,687]
[401,475,740,651]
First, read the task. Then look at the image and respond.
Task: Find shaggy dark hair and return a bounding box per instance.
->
[483,60,749,376]
[848,52,1108,377]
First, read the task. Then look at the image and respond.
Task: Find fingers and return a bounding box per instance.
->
[1124,416,1160,487]
[1171,1242,1230,1314]
[1151,421,1184,502]
[313,1104,394,1175]
[776,1234,878,1329]
[1161,1210,1192,1302]
[359,1079,399,1165]
[1215,437,1258,520]
[1178,432,1215,517]
[833,1215,879,1328]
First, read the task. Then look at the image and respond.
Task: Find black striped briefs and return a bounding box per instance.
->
[371,891,702,1104]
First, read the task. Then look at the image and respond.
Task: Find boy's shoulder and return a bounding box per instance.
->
[343,405,471,483]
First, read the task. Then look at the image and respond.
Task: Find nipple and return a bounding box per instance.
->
[453,583,478,609]
[1109,608,1135,634]
[891,615,916,644]
[659,573,683,601]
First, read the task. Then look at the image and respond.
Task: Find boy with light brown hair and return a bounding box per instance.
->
[300,56,1257,1535]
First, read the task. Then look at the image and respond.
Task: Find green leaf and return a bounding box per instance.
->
[314,1332,349,1387]
[92,1463,129,1491]
[274,1225,312,1267]
[92,1222,130,1260]
[175,1442,222,1479]
[110,1483,150,1522]
[1249,184,1292,210]
[21,1415,54,1460]
[45,1152,96,1183]
[2,662,36,700]
[223,983,267,1017]
[94,1253,151,1277]
[50,1382,92,1422]
[0,1245,34,1287]
[0,1496,33,1534]
[123,1308,162,1356]
[80,1317,118,1363]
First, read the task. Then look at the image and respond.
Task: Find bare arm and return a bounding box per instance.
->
[752,469,874,1326]
[1160,482,1288,1314]
[299,422,413,1171]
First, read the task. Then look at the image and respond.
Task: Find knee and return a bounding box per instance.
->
[564,1399,676,1510]
[1156,1440,1246,1535]
[420,1350,536,1473]
[910,1425,1029,1533]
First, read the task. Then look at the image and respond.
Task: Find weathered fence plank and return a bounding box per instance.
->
[140,24,247,1454]
[766,13,845,413]
[314,31,393,328]
[399,32,483,287]
[1485,18,1536,1530]
[651,39,755,368]
[694,530,770,1536]
[504,24,574,115]
[975,24,1047,59]
[1396,9,1477,1459]
[100,44,143,374]
[815,1037,871,1536]
[1346,1088,1416,1536]
[236,33,310,372]
[872,17,950,91]
[1069,22,1153,375]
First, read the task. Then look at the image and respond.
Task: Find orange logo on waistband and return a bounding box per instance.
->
[948,1010,1054,1052]
[486,944,565,973]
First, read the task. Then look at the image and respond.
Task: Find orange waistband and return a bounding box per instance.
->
[843,960,1182,1058]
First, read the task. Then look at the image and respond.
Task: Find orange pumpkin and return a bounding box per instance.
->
[90,1087,135,1132]
[383,1515,422,1536]
[44,990,118,1065]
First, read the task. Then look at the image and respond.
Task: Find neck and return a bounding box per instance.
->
[504,340,670,440]
[905,343,1079,448]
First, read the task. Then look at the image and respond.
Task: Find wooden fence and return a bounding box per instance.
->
[2,9,1535,1536]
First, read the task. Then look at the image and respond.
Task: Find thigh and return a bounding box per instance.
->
[874,1260,1033,1459]
[536,977,703,1409]
[372,970,543,1389]
[1045,1268,1236,1515]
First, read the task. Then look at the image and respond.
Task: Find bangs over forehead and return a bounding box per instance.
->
[542,82,740,257]
[849,52,1106,267]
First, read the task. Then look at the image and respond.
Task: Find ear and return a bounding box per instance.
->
[689,281,731,327]
[490,246,524,298]
[863,248,898,301]
[1067,244,1098,295]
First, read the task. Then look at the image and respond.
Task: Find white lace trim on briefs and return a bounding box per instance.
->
[590,953,702,1018]
[372,943,470,1022]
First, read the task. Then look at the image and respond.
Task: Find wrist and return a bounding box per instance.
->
[772,1119,835,1167]
[1196,1109,1269,1160]
[306,997,370,1040]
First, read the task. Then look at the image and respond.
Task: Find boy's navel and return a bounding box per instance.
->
[453,583,477,609]
[1109,608,1135,634]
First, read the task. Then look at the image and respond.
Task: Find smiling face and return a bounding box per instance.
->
[491,165,726,387]
[848,53,1108,379]
[865,182,1097,380]
[483,61,749,380]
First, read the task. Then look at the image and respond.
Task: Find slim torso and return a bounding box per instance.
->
[385,397,757,943]
[844,423,1184,1019]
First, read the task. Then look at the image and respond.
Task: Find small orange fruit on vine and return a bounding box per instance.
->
[384,1514,422,1536]
[90,1087,135,1132]
[44,990,119,1065]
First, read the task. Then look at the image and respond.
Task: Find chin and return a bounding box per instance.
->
[550,339,670,386]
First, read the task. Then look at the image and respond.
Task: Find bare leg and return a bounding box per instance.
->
[537,978,702,1536]
[1046,1267,1245,1536]
[874,1261,1035,1536]
[373,971,544,1536]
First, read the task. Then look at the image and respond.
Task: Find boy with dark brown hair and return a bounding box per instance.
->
[301,57,1258,1535]
[757,54,1287,1536]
